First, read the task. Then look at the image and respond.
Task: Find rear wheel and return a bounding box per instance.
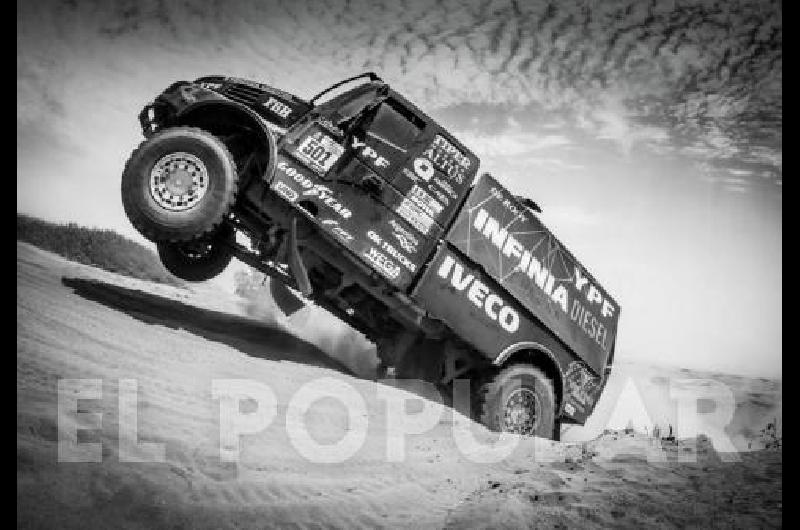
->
[121,126,239,242]
[477,364,555,438]
[157,227,234,282]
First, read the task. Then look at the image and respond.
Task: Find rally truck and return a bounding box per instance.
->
[121,72,620,439]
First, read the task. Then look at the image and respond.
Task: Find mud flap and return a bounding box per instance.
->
[270,217,311,317]
[287,217,312,296]
[269,279,307,316]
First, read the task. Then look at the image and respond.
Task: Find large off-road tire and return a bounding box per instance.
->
[121,126,238,242]
[477,364,555,438]
[157,227,234,282]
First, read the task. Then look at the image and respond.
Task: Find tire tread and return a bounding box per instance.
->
[475,363,556,438]
[121,126,239,243]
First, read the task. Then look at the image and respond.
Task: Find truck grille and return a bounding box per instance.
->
[222,84,265,106]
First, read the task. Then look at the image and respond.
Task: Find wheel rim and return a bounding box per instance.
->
[502,387,540,435]
[149,152,210,211]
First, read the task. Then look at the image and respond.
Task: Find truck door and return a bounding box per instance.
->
[351,93,479,238]
[329,96,445,289]
[269,87,478,292]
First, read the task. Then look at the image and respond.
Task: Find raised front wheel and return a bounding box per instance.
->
[121,127,239,242]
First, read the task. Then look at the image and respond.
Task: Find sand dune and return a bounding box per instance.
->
[17,242,781,528]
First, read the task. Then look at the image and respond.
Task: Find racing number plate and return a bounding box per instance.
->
[295,132,344,175]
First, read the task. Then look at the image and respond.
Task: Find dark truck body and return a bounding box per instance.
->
[132,73,619,429]
[416,174,620,420]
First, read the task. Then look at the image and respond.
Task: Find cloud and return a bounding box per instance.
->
[18,0,781,190]
[520,157,586,172]
[456,131,572,158]
[726,186,749,193]
[543,205,602,228]
[590,104,671,156]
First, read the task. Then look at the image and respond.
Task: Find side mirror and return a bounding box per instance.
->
[336,95,388,134]
[516,196,542,214]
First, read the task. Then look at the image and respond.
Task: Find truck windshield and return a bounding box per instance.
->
[364,99,424,152]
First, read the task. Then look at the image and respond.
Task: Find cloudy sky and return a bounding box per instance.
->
[18,0,781,376]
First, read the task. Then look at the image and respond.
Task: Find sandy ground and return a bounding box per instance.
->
[561,360,782,452]
[17,242,781,528]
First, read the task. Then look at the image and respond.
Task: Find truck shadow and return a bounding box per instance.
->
[60,276,356,377]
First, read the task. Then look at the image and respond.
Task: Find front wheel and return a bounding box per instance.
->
[477,364,555,438]
[157,227,234,282]
[121,126,239,242]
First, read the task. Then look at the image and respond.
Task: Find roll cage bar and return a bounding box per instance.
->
[309,72,383,105]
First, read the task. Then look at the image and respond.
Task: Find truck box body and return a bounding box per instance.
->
[410,174,620,421]
[410,242,605,422]
[440,173,620,376]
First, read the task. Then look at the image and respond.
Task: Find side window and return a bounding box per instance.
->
[367,100,425,153]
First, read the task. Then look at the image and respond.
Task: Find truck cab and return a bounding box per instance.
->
[269,75,478,291]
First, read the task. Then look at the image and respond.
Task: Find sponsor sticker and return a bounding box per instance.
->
[352,137,390,169]
[366,230,416,272]
[395,198,434,236]
[301,185,352,219]
[472,205,615,351]
[388,219,419,254]
[402,167,418,182]
[413,157,434,182]
[428,186,450,208]
[277,161,352,219]
[295,132,344,175]
[433,176,458,200]
[317,117,343,135]
[408,184,443,219]
[565,361,598,408]
[263,97,292,119]
[421,134,471,184]
[437,253,520,334]
[321,219,354,242]
[199,81,222,91]
[363,246,401,280]
[274,181,298,202]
